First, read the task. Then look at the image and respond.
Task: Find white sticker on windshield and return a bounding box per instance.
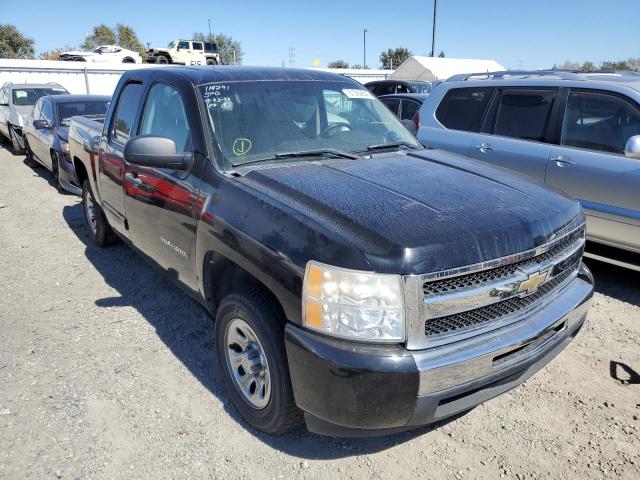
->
[15,91,27,98]
[342,89,374,99]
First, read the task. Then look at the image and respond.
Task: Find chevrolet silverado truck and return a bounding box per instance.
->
[68,66,593,437]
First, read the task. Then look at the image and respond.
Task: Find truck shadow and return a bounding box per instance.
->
[583,258,640,307]
[62,202,450,458]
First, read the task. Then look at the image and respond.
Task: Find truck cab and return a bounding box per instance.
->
[70,67,593,437]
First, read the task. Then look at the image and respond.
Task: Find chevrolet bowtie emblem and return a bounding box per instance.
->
[517,269,551,295]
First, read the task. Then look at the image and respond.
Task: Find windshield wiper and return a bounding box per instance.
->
[364,141,418,152]
[274,149,358,160]
[231,149,358,168]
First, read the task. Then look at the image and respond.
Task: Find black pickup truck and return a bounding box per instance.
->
[68,67,593,437]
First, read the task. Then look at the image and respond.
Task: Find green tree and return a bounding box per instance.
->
[379,47,412,69]
[327,60,349,68]
[0,24,35,59]
[116,24,146,60]
[81,24,116,50]
[438,50,446,58]
[600,60,630,70]
[580,61,595,72]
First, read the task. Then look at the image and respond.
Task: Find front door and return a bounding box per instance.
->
[546,89,640,252]
[468,88,559,181]
[123,81,202,290]
[98,81,145,235]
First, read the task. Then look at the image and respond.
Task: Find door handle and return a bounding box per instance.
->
[551,155,575,167]
[124,172,143,188]
[476,142,493,153]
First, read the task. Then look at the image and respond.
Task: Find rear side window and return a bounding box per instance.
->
[192,42,203,51]
[380,98,400,116]
[436,87,493,132]
[400,100,421,121]
[562,90,640,154]
[492,89,556,142]
[112,83,144,144]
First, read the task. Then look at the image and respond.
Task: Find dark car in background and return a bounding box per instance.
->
[366,79,434,96]
[22,94,109,194]
[379,93,427,134]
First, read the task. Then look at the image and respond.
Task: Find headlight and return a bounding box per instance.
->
[61,141,70,154]
[302,261,405,342]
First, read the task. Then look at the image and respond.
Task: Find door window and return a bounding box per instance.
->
[436,87,493,132]
[140,83,191,152]
[192,42,203,51]
[41,101,53,124]
[178,41,190,50]
[112,83,144,144]
[32,99,42,119]
[492,89,556,142]
[400,100,421,121]
[380,98,400,116]
[561,90,640,154]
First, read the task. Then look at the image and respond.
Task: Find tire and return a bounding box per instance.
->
[82,179,118,247]
[51,152,62,192]
[8,126,24,155]
[122,57,135,63]
[24,140,36,167]
[215,288,301,435]
[206,58,218,65]
[156,55,169,64]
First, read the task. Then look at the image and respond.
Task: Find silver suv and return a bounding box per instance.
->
[416,70,640,270]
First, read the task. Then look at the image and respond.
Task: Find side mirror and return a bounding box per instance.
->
[401,119,418,136]
[624,135,640,159]
[33,119,50,129]
[124,135,191,170]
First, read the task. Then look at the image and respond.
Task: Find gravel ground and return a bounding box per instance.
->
[0,145,638,480]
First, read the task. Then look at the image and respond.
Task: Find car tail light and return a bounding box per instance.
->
[412,111,420,131]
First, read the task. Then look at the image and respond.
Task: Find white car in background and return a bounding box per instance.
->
[59,45,142,64]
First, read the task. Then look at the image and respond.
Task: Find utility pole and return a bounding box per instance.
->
[208,18,213,43]
[431,0,437,57]
[363,28,368,68]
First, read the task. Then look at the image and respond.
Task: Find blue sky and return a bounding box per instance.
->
[2,0,638,69]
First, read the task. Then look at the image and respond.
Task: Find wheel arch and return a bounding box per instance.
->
[202,251,287,321]
[74,157,88,187]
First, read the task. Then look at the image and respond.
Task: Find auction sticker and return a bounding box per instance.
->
[342,89,374,99]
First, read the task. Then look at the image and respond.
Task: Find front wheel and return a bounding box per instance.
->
[82,179,118,247]
[156,55,169,64]
[8,126,24,155]
[215,288,301,434]
[51,153,62,192]
[24,141,36,167]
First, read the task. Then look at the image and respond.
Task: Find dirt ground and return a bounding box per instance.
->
[0,145,638,480]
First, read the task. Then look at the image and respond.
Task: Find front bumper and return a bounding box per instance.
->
[57,152,81,195]
[285,263,593,437]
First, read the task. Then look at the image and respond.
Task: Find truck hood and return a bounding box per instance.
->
[238,149,583,275]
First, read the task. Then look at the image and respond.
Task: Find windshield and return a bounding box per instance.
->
[408,82,433,94]
[12,88,66,106]
[167,41,176,49]
[199,80,421,169]
[56,101,109,126]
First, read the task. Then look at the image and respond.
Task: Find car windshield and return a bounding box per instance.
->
[199,80,421,169]
[167,41,176,48]
[408,82,432,94]
[12,88,66,106]
[56,101,109,126]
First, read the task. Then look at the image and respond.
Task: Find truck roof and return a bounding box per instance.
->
[122,66,358,86]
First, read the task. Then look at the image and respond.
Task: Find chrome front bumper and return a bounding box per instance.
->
[414,262,592,396]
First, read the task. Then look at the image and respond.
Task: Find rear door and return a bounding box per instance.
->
[546,89,640,252]
[468,88,559,180]
[123,80,203,289]
[418,86,493,155]
[99,80,145,235]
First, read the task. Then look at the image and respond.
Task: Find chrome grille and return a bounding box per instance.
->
[423,227,584,296]
[402,218,587,350]
[424,260,578,337]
